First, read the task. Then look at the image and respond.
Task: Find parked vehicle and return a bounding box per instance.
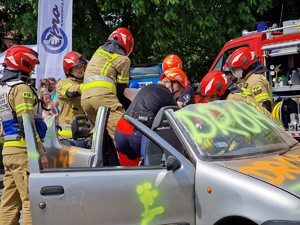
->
[129,63,162,89]
[23,101,300,225]
[207,20,300,139]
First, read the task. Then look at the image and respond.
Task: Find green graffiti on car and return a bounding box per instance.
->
[136,182,164,225]
[175,101,275,144]
[290,181,300,192]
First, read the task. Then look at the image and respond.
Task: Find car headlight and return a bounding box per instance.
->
[262,220,300,225]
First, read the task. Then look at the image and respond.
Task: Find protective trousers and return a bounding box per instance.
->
[0,152,32,225]
[115,118,141,166]
[81,94,124,142]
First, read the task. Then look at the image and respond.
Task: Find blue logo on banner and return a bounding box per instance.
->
[41,4,68,54]
[41,28,68,54]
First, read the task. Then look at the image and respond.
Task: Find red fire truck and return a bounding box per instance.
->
[207,20,300,138]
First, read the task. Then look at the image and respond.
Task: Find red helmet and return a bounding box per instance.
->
[162,67,188,90]
[63,51,87,75]
[162,54,183,72]
[108,28,134,56]
[222,62,230,72]
[227,47,257,70]
[4,45,39,73]
[195,84,211,103]
[200,70,229,97]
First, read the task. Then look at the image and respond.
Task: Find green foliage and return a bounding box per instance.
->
[0,0,299,82]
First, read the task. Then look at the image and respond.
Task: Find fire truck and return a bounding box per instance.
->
[208,20,300,139]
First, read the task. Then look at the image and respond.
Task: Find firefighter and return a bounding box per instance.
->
[56,51,87,139]
[115,67,188,166]
[81,27,134,141]
[162,54,195,107]
[222,61,235,80]
[200,70,276,121]
[200,70,280,153]
[0,45,48,225]
[227,46,273,112]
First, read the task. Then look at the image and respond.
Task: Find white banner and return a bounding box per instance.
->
[36,0,73,87]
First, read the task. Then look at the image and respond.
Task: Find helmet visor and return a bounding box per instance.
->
[230,67,243,79]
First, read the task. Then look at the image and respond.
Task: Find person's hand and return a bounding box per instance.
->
[49,102,55,109]
[41,154,49,169]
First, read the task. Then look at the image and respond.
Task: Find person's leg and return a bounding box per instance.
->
[115,119,140,166]
[103,94,125,142]
[0,154,22,225]
[81,97,97,124]
[85,94,124,142]
[129,129,143,158]
[108,108,124,142]
[13,154,32,225]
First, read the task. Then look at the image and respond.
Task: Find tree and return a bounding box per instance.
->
[0,0,298,82]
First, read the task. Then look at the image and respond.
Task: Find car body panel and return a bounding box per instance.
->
[29,167,195,225]
[216,148,300,197]
[22,101,300,225]
[194,160,300,225]
[166,101,300,224]
[23,109,196,225]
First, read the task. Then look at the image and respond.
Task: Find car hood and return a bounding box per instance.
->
[216,147,300,198]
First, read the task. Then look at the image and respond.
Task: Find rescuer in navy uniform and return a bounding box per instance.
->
[115,67,189,166]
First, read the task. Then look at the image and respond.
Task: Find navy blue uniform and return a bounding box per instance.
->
[177,85,195,106]
[115,84,176,166]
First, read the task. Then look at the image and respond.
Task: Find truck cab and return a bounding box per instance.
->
[208,20,300,138]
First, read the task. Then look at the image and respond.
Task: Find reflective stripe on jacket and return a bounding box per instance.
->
[227,92,276,123]
[56,77,84,126]
[81,46,130,100]
[238,73,273,106]
[0,80,43,148]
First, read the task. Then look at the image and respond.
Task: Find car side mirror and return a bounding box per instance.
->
[71,115,94,140]
[166,156,181,171]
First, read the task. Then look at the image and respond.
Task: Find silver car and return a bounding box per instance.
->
[23,100,300,225]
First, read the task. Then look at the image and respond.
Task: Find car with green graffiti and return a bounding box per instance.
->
[22,100,300,225]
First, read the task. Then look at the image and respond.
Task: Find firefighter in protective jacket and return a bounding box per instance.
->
[200,70,280,153]
[200,70,276,121]
[0,45,48,225]
[56,51,87,139]
[227,46,273,112]
[81,27,134,141]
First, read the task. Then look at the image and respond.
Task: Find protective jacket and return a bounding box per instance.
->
[81,41,131,141]
[81,45,130,99]
[0,80,45,155]
[56,76,84,126]
[238,72,273,112]
[225,82,276,122]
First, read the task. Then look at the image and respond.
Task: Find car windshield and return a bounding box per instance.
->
[172,100,298,160]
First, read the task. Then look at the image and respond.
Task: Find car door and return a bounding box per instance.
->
[23,113,196,225]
